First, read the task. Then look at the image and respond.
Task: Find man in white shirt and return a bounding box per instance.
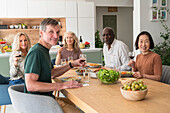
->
[102,27,131,71]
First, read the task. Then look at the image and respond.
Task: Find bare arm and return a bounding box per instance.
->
[55,47,63,65]
[52,59,85,78]
[25,73,82,92]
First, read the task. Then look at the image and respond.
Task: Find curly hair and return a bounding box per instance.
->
[63,31,80,52]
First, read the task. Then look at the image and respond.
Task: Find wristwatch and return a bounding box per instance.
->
[69,62,73,68]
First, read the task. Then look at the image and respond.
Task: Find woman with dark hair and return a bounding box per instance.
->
[128,31,162,81]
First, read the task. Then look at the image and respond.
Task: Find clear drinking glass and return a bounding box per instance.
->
[61,58,66,65]
[83,71,90,83]
[68,56,73,62]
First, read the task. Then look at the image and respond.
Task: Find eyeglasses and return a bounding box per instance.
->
[102,34,112,37]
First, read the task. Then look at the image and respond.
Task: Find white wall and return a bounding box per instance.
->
[86,0,133,7]
[96,7,133,51]
[134,0,170,46]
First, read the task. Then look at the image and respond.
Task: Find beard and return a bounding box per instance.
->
[103,37,114,45]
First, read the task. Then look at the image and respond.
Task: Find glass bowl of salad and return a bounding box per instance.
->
[97,69,120,84]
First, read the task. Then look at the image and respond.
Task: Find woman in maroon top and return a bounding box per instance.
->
[128,31,162,81]
[55,31,82,65]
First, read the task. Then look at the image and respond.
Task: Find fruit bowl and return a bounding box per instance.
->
[120,86,148,101]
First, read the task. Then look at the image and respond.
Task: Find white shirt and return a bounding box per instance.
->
[103,39,130,71]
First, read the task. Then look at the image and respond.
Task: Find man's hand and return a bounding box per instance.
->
[62,80,82,89]
[71,59,86,67]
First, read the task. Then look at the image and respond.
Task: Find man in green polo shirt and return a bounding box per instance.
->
[24,18,84,113]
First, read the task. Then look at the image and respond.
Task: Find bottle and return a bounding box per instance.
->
[79,36,85,49]
[80,36,83,43]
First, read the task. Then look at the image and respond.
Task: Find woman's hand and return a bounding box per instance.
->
[128,60,135,68]
[133,71,143,78]
[58,47,64,54]
[13,53,21,67]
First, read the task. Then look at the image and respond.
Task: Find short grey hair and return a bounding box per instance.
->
[40,18,59,32]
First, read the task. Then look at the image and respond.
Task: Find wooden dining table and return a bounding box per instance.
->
[53,68,170,113]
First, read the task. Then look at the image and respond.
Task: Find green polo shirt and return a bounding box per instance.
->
[24,43,54,97]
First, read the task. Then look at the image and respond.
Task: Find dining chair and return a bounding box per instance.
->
[0,84,12,113]
[161,65,170,84]
[8,84,64,113]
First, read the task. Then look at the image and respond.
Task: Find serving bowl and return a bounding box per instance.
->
[97,69,120,84]
[120,86,148,101]
[119,78,136,85]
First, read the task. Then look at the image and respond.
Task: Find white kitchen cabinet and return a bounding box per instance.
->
[78,18,95,48]
[28,0,47,18]
[78,2,94,18]
[7,0,27,18]
[47,1,66,17]
[0,0,7,17]
[66,18,78,35]
[66,1,77,18]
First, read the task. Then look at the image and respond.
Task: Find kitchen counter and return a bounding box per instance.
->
[0,48,103,57]
[50,47,102,55]
[0,47,103,77]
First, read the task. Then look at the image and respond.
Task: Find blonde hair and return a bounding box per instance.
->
[12,32,31,52]
[63,31,80,52]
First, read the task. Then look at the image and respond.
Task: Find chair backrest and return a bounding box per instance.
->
[161,65,170,84]
[0,84,11,105]
[8,85,64,113]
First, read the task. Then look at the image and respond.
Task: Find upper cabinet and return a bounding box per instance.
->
[7,0,27,18]
[66,1,77,18]
[47,1,66,17]
[0,0,7,18]
[28,0,47,18]
[78,2,94,18]
[66,18,78,35]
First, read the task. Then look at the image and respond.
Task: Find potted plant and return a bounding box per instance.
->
[152,8,170,66]
[95,30,103,48]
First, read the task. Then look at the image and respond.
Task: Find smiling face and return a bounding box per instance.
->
[19,35,28,51]
[40,24,60,48]
[102,28,114,45]
[138,34,150,54]
[66,33,74,45]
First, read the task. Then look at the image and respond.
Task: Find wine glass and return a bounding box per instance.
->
[79,54,87,63]
[59,41,63,47]
[16,51,22,57]
[129,51,135,60]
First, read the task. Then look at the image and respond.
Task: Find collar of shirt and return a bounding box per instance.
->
[105,39,117,54]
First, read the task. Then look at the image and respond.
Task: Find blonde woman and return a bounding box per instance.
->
[9,32,31,85]
[55,31,82,65]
